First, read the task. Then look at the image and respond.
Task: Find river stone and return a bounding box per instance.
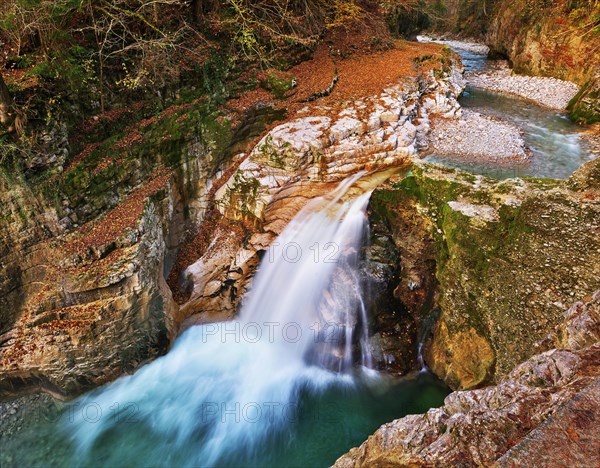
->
[426,322,495,390]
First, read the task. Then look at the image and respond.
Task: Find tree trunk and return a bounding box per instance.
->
[191,0,203,23]
[191,0,219,24]
[0,72,15,132]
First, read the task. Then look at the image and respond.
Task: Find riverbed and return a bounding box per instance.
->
[422,39,597,179]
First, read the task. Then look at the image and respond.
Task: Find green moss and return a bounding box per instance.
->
[258,135,291,168]
[223,172,261,220]
[381,165,534,286]
[523,177,562,190]
[261,72,295,99]
[566,67,599,126]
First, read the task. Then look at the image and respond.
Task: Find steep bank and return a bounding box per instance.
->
[414,0,599,123]
[368,158,600,390]
[486,0,600,123]
[0,102,234,397]
[168,45,466,374]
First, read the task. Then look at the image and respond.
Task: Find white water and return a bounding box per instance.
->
[66,173,378,466]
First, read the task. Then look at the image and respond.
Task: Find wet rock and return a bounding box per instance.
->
[568,66,600,125]
[0,393,61,441]
[183,62,466,335]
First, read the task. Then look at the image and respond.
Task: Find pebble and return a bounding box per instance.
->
[429,109,528,163]
[468,64,579,110]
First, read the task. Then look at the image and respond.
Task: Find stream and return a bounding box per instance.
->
[425,45,595,179]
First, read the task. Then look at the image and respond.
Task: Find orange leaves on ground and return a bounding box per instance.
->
[65,168,172,255]
[225,40,444,118]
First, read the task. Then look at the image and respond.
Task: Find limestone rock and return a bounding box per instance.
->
[426,322,495,390]
[368,159,600,389]
[182,62,466,339]
[335,290,600,467]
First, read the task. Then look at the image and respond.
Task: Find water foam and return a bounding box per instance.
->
[66,174,378,466]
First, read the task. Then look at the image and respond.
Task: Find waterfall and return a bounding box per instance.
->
[65,173,378,466]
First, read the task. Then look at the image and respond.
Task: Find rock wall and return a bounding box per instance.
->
[486,0,600,123]
[335,291,600,467]
[368,158,600,389]
[0,105,234,398]
[414,0,599,123]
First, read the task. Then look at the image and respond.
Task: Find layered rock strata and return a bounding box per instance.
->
[336,291,600,467]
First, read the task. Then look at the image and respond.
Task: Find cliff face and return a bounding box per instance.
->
[0,101,233,398]
[486,0,600,123]
[368,158,600,390]
[415,0,599,123]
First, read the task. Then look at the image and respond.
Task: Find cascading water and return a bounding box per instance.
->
[64,173,380,466]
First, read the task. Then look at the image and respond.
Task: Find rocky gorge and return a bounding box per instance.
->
[1,1,599,466]
[0,43,465,398]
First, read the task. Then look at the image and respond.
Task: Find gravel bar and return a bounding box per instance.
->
[428,109,529,164]
[468,63,580,110]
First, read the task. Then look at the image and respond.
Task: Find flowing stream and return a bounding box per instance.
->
[425,45,595,179]
[1,173,449,467]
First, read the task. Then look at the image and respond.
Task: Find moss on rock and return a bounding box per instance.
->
[371,160,600,390]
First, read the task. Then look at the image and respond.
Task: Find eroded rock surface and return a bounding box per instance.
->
[0,108,233,397]
[174,61,466,373]
[368,158,600,389]
[486,0,599,123]
[335,292,600,467]
[0,50,465,396]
